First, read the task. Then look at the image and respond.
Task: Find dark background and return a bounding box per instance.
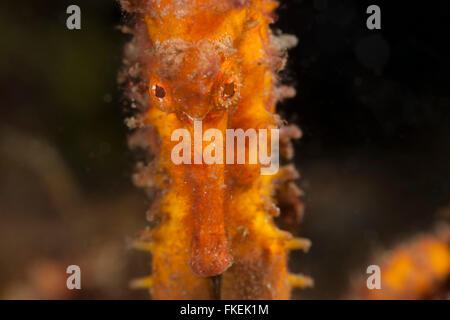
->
[0,0,449,299]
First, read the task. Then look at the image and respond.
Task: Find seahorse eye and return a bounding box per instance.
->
[223,82,235,98]
[153,84,166,98]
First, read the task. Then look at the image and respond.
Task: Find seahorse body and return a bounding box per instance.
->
[120,0,309,299]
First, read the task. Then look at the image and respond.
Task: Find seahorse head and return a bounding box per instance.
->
[148,38,240,121]
[140,0,258,120]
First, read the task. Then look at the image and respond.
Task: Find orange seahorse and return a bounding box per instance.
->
[119,0,311,299]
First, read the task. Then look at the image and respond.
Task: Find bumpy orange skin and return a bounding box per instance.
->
[121,0,303,299]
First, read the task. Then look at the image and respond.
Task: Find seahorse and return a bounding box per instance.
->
[119,0,311,299]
